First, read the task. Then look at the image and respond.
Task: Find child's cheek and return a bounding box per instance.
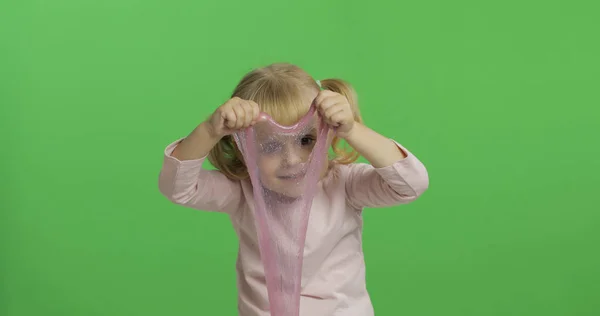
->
[258,156,279,183]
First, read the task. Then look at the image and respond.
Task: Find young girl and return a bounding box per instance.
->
[158,63,429,316]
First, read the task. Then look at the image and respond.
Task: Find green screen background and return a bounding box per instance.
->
[1,0,599,315]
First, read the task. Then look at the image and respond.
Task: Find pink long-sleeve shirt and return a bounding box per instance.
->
[158,139,429,316]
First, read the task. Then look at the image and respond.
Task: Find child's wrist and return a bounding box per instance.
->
[199,121,219,140]
[338,122,359,140]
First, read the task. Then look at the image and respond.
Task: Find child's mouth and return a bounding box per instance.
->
[278,172,305,180]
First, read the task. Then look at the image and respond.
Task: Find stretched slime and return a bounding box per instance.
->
[233,102,330,316]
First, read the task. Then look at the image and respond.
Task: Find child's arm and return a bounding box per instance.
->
[158,136,244,215]
[170,121,220,161]
[315,90,428,208]
[158,98,260,214]
[344,122,407,168]
[343,134,429,209]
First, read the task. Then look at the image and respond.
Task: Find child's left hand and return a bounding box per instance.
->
[314,90,355,138]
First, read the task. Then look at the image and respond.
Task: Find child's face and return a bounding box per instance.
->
[254,122,328,198]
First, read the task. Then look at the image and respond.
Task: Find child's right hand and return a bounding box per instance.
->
[207,97,261,138]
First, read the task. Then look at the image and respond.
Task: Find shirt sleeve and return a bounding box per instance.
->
[345,140,429,209]
[158,139,245,215]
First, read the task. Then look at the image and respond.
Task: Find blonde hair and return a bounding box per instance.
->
[208,63,363,180]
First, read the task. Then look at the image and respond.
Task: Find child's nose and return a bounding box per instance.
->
[282,145,303,166]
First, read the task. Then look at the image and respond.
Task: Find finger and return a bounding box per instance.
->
[324,103,345,120]
[242,101,253,127]
[314,90,336,110]
[326,117,340,127]
[330,111,350,126]
[232,103,245,129]
[316,96,339,115]
[319,93,346,112]
[319,104,341,125]
[222,108,237,129]
[249,101,260,123]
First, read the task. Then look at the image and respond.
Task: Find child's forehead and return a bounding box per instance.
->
[254,117,318,134]
[254,123,317,140]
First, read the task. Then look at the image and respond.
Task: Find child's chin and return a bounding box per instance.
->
[267,181,307,200]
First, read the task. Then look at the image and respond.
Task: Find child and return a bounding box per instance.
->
[158,63,429,316]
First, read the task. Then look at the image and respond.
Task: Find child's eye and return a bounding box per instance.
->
[299,136,315,146]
